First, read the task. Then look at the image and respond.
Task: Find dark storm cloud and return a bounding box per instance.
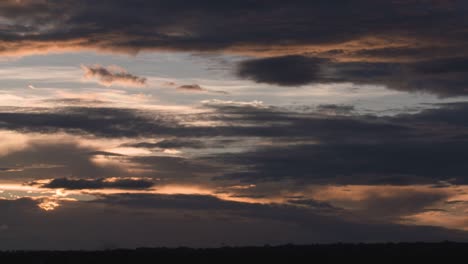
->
[39,177,155,190]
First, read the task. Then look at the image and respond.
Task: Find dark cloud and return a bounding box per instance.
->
[0,195,465,250]
[287,199,340,211]
[412,57,468,75]
[213,141,468,185]
[235,55,468,96]
[176,84,228,94]
[39,177,155,190]
[87,151,125,157]
[0,102,467,143]
[0,142,127,181]
[129,139,206,149]
[0,105,405,139]
[0,107,179,138]
[92,193,273,211]
[202,102,412,141]
[82,65,147,87]
[177,84,205,92]
[316,104,355,115]
[129,155,218,180]
[2,103,468,185]
[88,193,467,238]
[333,59,468,96]
[205,102,468,185]
[0,1,467,94]
[0,1,466,54]
[237,56,327,86]
[355,190,450,220]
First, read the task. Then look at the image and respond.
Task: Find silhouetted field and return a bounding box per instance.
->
[1,242,467,263]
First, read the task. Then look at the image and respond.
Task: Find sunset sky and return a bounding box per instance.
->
[1,0,468,249]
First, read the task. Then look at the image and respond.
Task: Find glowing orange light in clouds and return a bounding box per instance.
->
[37,200,60,211]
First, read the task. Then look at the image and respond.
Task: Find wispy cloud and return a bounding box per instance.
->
[176,84,228,94]
[35,177,155,190]
[81,65,147,87]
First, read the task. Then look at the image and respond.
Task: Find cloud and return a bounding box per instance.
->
[129,155,217,180]
[359,191,449,220]
[1,1,468,95]
[0,194,465,250]
[0,107,180,138]
[2,103,468,186]
[0,168,21,172]
[214,141,468,185]
[81,65,147,87]
[0,141,128,181]
[0,1,465,58]
[177,84,205,92]
[129,139,206,149]
[316,104,355,115]
[202,102,468,185]
[175,84,228,94]
[287,198,340,211]
[3,1,468,247]
[237,56,328,86]
[38,177,155,190]
[0,102,465,143]
[235,55,468,96]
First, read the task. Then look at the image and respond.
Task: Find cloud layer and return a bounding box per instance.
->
[1,1,468,249]
[1,1,468,95]
[236,55,468,96]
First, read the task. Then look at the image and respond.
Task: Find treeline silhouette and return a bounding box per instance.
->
[1,242,467,263]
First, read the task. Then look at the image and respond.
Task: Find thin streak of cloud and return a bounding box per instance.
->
[176,84,229,94]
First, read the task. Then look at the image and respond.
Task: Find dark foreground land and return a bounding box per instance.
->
[1,243,467,263]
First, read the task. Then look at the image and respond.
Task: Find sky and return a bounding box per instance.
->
[1,0,468,250]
